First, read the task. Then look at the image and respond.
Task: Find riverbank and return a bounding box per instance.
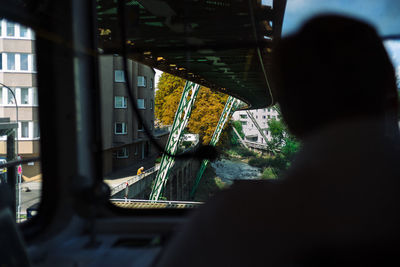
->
[192,152,261,201]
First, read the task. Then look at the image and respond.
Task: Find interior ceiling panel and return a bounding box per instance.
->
[97,0,287,109]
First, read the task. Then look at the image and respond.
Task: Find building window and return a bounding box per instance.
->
[263,115,266,119]
[32,88,38,105]
[21,122,29,138]
[115,122,127,134]
[137,76,146,87]
[20,54,28,71]
[19,26,28,37]
[241,121,247,125]
[7,53,15,70]
[7,88,16,104]
[150,78,153,89]
[20,88,29,104]
[114,70,125,82]
[137,99,145,109]
[116,147,129,158]
[138,121,144,131]
[150,99,153,109]
[33,121,40,138]
[114,96,127,108]
[32,55,36,71]
[240,114,247,119]
[6,22,15,37]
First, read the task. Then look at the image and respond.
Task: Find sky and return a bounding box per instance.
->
[154,69,162,91]
[281,0,400,36]
[279,0,400,84]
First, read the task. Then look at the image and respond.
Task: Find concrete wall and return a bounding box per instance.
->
[0,140,39,154]
[0,39,34,53]
[1,107,39,121]
[110,158,201,201]
[0,73,37,87]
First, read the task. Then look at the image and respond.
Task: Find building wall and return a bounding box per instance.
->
[0,19,40,179]
[232,108,280,144]
[99,55,156,175]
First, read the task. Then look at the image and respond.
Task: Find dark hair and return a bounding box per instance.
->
[272,14,398,138]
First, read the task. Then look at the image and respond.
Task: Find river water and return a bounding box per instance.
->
[210,159,261,184]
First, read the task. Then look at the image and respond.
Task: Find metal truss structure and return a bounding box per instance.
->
[190,96,240,198]
[245,110,269,144]
[149,81,200,201]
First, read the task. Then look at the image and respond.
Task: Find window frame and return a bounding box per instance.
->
[7,53,16,70]
[20,121,30,138]
[20,87,30,105]
[114,70,125,82]
[114,122,127,135]
[0,87,37,106]
[20,53,29,71]
[6,21,15,37]
[138,121,144,131]
[116,147,129,159]
[19,25,28,38]
[137,98,145,109]
[114,96,127,108]
[137,76,147,87]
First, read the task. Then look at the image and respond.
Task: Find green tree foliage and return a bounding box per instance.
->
[155,74,186,125]
[266,115,300,175]
[155,73,228,144]
[229,120,245,146]
[266,119,285,154]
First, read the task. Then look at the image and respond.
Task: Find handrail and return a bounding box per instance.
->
[110,165,160,195]
[110,198,203,205]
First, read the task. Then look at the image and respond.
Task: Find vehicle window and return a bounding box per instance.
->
[0,19,40,222]
[282,0,400,37]
[98,0,399,208]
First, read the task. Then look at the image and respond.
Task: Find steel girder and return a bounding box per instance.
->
[150,81,200,201]
[246,110,269,144]
[190,96,240,198]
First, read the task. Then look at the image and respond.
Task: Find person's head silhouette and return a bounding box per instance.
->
[272,14,398,138]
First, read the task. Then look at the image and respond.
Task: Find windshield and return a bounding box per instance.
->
[97,0,400,208]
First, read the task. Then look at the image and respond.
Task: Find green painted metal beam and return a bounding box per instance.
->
[190,96,240,198]
[246,110,269,144]
[150,81,200,201]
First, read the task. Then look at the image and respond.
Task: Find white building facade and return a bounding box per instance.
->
[232,107,279,144]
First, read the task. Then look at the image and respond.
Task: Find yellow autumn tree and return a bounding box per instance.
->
[155,73,229,144]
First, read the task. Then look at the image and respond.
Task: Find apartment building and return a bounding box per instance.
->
[99,55,156,175]
[232,108,279,144]
[0,19,40,179]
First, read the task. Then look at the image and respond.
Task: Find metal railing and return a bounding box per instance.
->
[110,165,160,196]
[110,198,203,205]
[243,140,269,150]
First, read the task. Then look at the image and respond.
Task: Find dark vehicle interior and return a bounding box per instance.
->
[0,0,399,266]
